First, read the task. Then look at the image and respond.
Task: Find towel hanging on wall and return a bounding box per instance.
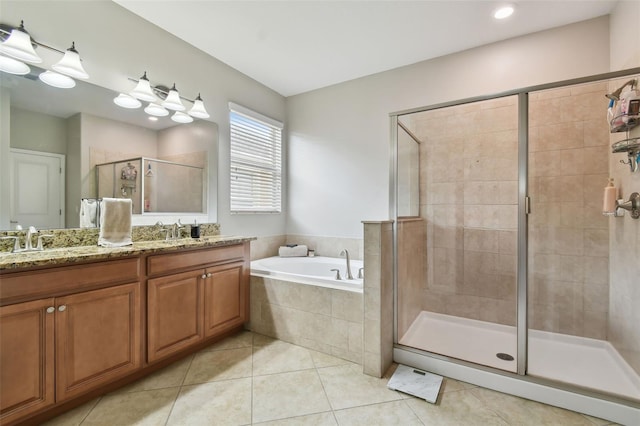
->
[98,198,133,247]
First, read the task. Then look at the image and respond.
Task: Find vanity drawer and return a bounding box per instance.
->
[0,257,140,306]
[147,244,244,276]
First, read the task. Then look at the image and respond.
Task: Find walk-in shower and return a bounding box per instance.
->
[391,69,640,424]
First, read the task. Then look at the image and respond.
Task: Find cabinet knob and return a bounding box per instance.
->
[206,272,212,278]
[46,306,55,314]
[201,274,207,279]
[58,305,66,312]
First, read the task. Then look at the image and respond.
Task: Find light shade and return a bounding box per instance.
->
[130,72,157,102]
[0,55,30,75]
[52,42,89,79]
[188,94,210,119]
[171,111,193,124]
[144,102,169,117]
[0,22,42,64]
[162,84,185,111]
[114,93,142,109]
[39,70,75,88]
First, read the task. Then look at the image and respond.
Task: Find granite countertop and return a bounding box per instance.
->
[0,236,255,271]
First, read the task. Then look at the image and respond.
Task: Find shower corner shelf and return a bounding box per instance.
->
[611,137,640,154]
[611,137,640,173]
[610,114,640,133]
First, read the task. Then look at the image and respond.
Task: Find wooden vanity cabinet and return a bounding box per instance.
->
[0,258,142,424]
[0,299,55,425]
[55,283,141,401]
[146,243,250,363]
[204,261,246,337]
[147,270,204,363]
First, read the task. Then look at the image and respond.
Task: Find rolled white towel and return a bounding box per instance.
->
[278,245,308,257]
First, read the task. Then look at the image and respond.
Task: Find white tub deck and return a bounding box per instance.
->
[251,256,363,293]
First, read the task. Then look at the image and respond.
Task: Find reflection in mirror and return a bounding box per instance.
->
[0,65,218,230]
[397,119,420,217]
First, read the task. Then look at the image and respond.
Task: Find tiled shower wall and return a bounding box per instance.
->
[407,96,519,327]
[608,75,640,374]
[528,81,610,339]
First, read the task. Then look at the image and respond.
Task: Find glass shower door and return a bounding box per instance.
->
[527,77,640,401]
[396,95,520,372]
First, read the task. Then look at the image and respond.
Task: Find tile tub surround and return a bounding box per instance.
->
[41,331,613,426]
[286,234,364,260]
[0,223,221,253]
[362,221,394,378]
[250,234,364,261]
[249,275,363,364]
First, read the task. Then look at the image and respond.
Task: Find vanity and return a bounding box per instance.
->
[0,237,252,425]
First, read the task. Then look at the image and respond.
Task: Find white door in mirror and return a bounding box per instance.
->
[10,149,65,229]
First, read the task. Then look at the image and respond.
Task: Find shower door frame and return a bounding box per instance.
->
[389,67,640,424]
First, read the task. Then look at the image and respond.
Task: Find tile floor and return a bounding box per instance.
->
[43,331,617,426]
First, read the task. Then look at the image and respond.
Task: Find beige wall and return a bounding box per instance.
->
[528,81,611,339]
[10,108,67,155]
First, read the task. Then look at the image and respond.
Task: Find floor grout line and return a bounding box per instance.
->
[77,396,102,425]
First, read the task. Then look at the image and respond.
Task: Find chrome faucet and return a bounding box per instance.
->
[171,220,184,240]
[25,226,38,251]
[1,226,53,252]
[340,249,354,280]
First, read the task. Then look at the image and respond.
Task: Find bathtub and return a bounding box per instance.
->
[250,256,363,293]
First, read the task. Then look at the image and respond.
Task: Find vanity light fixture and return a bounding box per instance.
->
[144,102,169,117]
[39,70,76,89]
[188,94,210,119]
[51,42,89,79]
[162,84,186,111]
[115,73,208,124]
[113,93,142,109]
[0,55,30,75]
[0,20,90,87]
[493,5,515,19]
[130,71,157,102]
[0,21,42,63]
[171,111,193,124]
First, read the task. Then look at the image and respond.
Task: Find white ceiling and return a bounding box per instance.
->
[114,0,617,97]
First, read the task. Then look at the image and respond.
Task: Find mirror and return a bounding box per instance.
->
[0,66,218,230]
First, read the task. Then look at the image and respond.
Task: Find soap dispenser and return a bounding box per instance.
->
[602,178,617,215]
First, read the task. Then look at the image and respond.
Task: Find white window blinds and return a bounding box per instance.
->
[229,103,283,213]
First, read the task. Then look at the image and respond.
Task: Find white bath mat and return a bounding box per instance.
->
[387,364,443,403]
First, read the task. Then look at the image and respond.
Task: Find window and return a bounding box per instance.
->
[229,103,283,213]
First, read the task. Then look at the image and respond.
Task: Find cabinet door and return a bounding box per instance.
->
[147,270,203,363]
[203,262,246,337]
[55,283,141,401]
[0,299,55,424]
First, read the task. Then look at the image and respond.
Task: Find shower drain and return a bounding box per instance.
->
[496,353,515,361]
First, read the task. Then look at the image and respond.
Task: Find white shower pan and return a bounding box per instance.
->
[400,311,640,401]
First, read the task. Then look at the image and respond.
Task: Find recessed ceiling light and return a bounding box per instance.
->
[494,5,514,19]
[148,116,158,121]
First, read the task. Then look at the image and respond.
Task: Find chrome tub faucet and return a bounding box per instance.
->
[340,249,354,280]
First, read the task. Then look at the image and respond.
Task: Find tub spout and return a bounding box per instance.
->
[340,249,354,280]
